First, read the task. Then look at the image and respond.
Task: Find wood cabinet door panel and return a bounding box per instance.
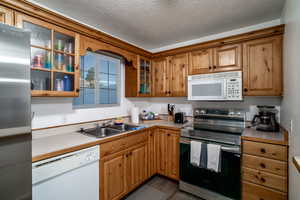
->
[242,167,287,192]
[152,58,169,96]
[242,154,287,176]
[213,44,242,72]
[148,130,157,177]
[127,144,148,190]
[189,49,213,75]
[242,181,287,200]
[155,129,167,175]
[0,6,13,25]
[101,153,126,200]
[243,140,287,161]
[169,53,188,96]
[243,36,282,96]
[166,131,179,180]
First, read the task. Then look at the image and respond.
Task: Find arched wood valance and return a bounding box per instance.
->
[79,35,137,68]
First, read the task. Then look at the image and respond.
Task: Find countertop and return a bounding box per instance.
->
[32,120,191,162]
[242,126,288,146]
[293,156,300,173]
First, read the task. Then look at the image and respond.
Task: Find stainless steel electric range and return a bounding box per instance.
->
[179,108,245,200]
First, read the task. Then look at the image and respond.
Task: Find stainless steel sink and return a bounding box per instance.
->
[80,127,122,138]
[108,124,141,131]
[79,123,143,138]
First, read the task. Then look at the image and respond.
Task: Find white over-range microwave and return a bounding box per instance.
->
[188,71,243,101]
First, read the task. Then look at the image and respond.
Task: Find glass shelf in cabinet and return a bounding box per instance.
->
[54,32,75,54]
[53,72,74,92]
[31,47,52,70]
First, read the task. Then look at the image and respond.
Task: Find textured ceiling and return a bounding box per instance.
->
[28,0,285,51]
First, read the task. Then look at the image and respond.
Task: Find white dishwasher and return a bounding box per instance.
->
[32,145,100,200]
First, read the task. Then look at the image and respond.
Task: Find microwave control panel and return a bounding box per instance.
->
[226,78,242,100]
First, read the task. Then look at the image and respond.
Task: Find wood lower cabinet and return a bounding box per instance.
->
[242,139,288,200]
[165,131,180,180]
[156,129,179,180]
[243,36,283,96]
[101,152,127,200]
[0,5,13,25]
[100,128,180,200]
[126,144,148,191]
[148,130,157,177]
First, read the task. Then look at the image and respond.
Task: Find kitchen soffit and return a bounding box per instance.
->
[28,0,285,51]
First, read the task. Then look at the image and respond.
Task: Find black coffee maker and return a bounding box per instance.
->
[251,105,279,132]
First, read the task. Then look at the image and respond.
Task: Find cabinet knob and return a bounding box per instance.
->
[168,91,171,94]
[260,148,266,153]
[167,133,171,136]
[209,66,212,70]
[260,163,266,168]
[213,66,217,69]
[76,89,80,92]
[244,88,248,92]
[260,177,266,183]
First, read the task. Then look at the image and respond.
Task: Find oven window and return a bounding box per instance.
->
[192,83,222,97]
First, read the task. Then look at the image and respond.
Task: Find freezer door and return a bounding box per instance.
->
[0,23,31,137]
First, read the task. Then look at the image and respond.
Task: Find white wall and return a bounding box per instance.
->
[31,63,134,129]
[281,0,300,199]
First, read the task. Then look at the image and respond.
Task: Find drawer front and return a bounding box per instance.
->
[243,140,287,161]
[242,181,287,200]
[242,154,287,176]
[101,138,127,157]
[242,167,287,192]
[125,131,147,148]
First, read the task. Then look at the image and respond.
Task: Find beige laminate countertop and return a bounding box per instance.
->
[242,126,288,146]
[32,120,190,162]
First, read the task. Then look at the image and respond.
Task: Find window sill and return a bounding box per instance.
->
[293,156,300,173]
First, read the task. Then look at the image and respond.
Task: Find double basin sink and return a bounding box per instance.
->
[79,124,143,138]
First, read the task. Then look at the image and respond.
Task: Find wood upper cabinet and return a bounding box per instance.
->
[189,48,213,75]
[101,152,127,200]
[15,13,80,97]
[189,44,241,75]
[126,144,148,191]
[213,44,242,72]
[0,5,13,25]
[156,129,179,180]
[138,56,152,96]
[152,57,170,96]
[243,36,283,96]
[169,53,188,96]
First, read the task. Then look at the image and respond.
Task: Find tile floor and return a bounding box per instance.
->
[123,176,203,200]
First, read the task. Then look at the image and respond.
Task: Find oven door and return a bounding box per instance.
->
[188,78,226,101]
[179,139,241,200]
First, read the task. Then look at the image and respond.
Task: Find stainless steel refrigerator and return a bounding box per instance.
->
[0,23,32,199]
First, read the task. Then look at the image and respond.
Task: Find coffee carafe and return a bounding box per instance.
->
[251,105,279,132]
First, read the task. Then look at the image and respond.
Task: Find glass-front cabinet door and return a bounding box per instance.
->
[15,13,80,97]
[138,56,151,96]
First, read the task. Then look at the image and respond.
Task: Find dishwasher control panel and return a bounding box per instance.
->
[32,145,100,185]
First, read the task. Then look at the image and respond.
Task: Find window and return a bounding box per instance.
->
[73,51,121,108]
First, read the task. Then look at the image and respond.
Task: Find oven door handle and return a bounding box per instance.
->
[180,139,240,154]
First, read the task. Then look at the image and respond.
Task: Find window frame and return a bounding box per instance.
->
[73,51,121,109]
